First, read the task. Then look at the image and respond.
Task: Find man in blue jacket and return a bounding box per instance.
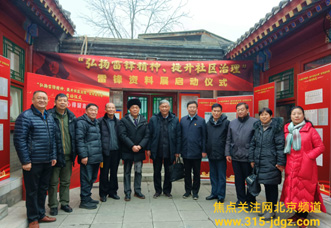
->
[180,101,206,200]
[14,91,57,228]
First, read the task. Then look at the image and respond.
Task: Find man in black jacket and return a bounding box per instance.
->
[14,91,57,228]
[76,103,103,209]
[146,100,181,199]
[48,93,76,215]
[118,98,149,201]
[205,103,229,203]
[99,102,121,202]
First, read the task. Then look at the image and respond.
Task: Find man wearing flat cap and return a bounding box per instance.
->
[118,98,150,201]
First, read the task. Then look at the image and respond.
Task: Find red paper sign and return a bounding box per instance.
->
[253,82,276,118]
[0,55,10,181]
[297,64,331,196]
[33,52,253,91]
[197,98,216,122]
[25,72,110,190]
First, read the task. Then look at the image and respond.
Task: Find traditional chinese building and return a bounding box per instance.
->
[226,0,331,122]
[0,0,74,206]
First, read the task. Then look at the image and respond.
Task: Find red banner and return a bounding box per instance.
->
[297,64,331,196]
[25,72,110,191]
[253,82,276,118]
[0,55,10,181]
[33,52,253,91]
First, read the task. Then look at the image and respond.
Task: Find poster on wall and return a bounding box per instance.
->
[253,82,276,118]
[297,63,331,197]
[216,95,253,183]
[0,55,10,181]
[25,72,110,191]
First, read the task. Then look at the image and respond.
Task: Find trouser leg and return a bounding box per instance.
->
[191,159,201,195]
[48,166,61,208]
[183,158,192,194]
[134,161,143,194]
[37,163,52,219]
[217,159,227,200]
[59,158,73,206]
[208,159,218,196]
[99,155,111,197]
[153,157,163,194]
[264,184,278,210]
[80,164,99,202]
[109,151,120,196]
[123,160,133,195]
[163,158,172,194]
[232,160,246,203]
[241,162,255,204]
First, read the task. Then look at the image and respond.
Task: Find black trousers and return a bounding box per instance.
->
[232,160,256,204]
[80,163,99,202]
[153,157,172,194]
[23,162,52,223]
[264,184,278,210]
[183,158,201,195]
[99,151,120,197]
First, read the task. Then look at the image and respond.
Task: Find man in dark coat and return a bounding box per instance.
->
[76,103,102,209]
[225,102,258,208]
[48,93,76,215]
[146,100,181,199]
[180,100,206,200]
[118,98,150,201]
[99,102,121,202]
[206,103,229,203]
[14,91,57,228]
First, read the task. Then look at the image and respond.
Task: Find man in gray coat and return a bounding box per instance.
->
[225,102,258,208]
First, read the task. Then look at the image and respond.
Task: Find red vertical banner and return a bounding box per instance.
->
[24,72,110,192]
[216,95,254,183]
[0,56,10,181]
[253,82,276,118]
[197,98,216,180]
[297,64,331,197]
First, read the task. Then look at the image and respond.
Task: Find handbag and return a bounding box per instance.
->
[246,167,261,197]
[169,157,185,182]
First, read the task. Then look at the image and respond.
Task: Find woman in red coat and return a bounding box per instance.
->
[280,106,326,228]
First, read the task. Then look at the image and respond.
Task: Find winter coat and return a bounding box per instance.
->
[76,114,103,165]
[118,114,150,162]
[48,107,76,167]
[225,116,258,162]
[180,115,206,159]
[249,118,286,185]
[99,113,120,156]
[14,104,57,164]
[147,112,181,163]
[280,122,326,213]
[206,114,229,160]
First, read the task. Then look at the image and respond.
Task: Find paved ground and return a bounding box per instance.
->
[3,179,330,228]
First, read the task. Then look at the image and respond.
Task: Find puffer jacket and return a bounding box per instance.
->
[206,114,229,160]
[118,114,150,162]
[14,104,57,164]
[99,113,120,156]
[48,107,76,167]
[249,118,286,185]
[147,112,181,163]
[76,114,102,165]
[280,122,326,213]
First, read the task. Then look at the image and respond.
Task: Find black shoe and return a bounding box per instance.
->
[124,194,131,201]
[60,205,73,213]
[50,207,58,216]
[193,194,199,200]
[164,193,173,199]
[100,196,107,202]
[88,198,99,204]
[153,192,161,199]
[206,195,218,200]
[218,198,224,203]
[79,202,97,209]
[134,192,145,199]
[183,192,191,199]
[109,194,120,200]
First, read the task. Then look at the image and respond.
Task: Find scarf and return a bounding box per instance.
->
[261,120,272,131]
[284,120,306,154]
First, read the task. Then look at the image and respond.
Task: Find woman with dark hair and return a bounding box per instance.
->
[280,106,326,228]
[249,107,286,220]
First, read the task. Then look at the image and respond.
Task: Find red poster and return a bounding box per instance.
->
[33,52,253,91]
[24,73,110,194]
[253,82,276,118]
[197,98,216,180]
[297,64,331,196]
[0,56,10,181]
[216,95,254,183]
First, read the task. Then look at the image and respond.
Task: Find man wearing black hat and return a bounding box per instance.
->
[118,98,150,201]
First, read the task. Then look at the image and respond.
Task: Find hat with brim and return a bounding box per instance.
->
[127,98,141,109]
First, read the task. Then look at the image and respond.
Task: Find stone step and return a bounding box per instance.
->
[0,204,8,221]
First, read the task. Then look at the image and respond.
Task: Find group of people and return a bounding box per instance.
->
[14,90,326,228]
